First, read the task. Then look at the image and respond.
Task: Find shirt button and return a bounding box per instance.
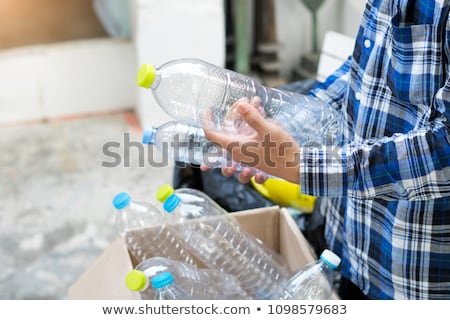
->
[355,92,362,100]
[364,39,371,48]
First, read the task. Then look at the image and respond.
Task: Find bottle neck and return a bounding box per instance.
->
[166,205,183,225]
[116,201,154,232]
[320,258,337,271]
[150,74,161,89]
[157,283,173,291]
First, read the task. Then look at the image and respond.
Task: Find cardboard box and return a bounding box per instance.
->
[68,206,319,299]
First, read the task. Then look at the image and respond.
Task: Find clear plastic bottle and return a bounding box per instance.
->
[156,184,288,270]
[142,121,265,175]
[161,192,290,299]
[112,192,196,265]
[274,249,341,300]
[151,271,193,300]
[125,256,250,300]
[136,58,344,146]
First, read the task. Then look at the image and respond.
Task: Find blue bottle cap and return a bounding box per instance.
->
[142,126,157,144]
[112,192,131,210]
[320,249,341,269]
[163,194,181,213]
[151,271,174,289]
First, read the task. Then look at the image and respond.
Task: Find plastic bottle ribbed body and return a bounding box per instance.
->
[123,224,195,265]
[205,215,289,299]
[164,195,289,299]
[171,215,286,299]
[270,93,345,146]
[148,59,344,146]
[169,188,289,276]
[114,198,196,265]
[130,257,250,300]
[203,268,251,300]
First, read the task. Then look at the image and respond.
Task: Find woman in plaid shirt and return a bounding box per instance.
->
[204,0,450,299]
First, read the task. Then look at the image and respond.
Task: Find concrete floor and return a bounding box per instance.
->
[0,112,174,299]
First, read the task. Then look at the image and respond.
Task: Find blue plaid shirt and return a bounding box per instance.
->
[301,0,450,299]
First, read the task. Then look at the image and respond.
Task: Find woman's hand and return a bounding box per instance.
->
[200,100,301,185]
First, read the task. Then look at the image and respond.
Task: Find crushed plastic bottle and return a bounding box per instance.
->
[136,58,344,146]
[112,192,196,265]
[125,256,250,300]
[160,191,290,299]
[273,249,341,300]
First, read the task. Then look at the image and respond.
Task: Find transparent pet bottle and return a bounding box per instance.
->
[151,271,192,300]
[136,58,344,146]
[274,249,341,300]
[156,184,287,269]
[125,256,250,300]
[112,192,196,265]
[142,121,265,175]
[161,192,290,299]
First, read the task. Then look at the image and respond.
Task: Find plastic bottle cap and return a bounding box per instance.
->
[163,194,181,213]
[137,64,156,89]
[142,126,157,144]
[125,270,148,291]
[157,184,175,203]
[112,192,131,210]
[320,249,341,269]
[151,271,174,289]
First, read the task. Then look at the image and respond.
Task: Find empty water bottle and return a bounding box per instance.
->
[125,256,250,300]
[142,121,230,167]
[112,192,196,265]
[156,184,287,269]
[142,121,265,176]
[151,271,192,300]
[160,190,290,299]
[273,249,341,300]
[136,58,344,146]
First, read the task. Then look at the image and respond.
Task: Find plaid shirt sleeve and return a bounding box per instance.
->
[300,6,450,201]
[299,122,450,200]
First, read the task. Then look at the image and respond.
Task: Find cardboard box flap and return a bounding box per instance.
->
[231,206,280,252]
[68,237,138,300]
[279,208,317,272]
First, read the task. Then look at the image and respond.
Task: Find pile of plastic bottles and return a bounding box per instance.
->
[112,185,341,300]
[110,59,343,300]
